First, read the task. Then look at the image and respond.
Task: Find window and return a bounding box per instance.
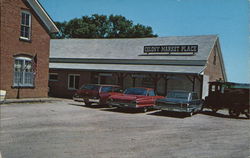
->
[213,54,216,65]
[80,84,100,91]
[20,10,31,40]
[101,86,113,92]
[124,88,147,96]
[113,87,122,92]
[68,74,80,90]
[49,73,58,81]
[192,93,198,100]
[148,90,156,96]
[13,57,34,87]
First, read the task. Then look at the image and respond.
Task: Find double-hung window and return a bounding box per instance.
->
[13,57,34,87]
[20,10,31,40]
[68,74,80,90]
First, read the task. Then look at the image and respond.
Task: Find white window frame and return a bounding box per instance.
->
[13,56,34,87]
[49,73,58,81]
[20,10,31,40]
[68,74,80,90]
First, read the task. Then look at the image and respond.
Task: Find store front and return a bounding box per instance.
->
[49,35,226,99]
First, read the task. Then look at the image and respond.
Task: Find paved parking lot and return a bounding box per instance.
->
[0,100,249,158]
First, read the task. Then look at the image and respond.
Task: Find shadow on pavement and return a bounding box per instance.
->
[68,103,109,109]
[101,107,146,114]
[147,111,189,118]
[200,110,248,120]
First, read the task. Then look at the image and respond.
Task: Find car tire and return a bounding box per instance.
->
[229,109,240,118]
[142,107,148,113]
[189,111,193,117]
[212,108,218,113]
[84,102,92,106]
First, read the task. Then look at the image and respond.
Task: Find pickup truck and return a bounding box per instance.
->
[107,87,164,112]
[73,84,122,106]
[154,90,203,116]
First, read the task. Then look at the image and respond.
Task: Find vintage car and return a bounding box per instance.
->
[107,87,164,112]
[154,90,203,116]
[204,81,250,118]
[73,84,122,106]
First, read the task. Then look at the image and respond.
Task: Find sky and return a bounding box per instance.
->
[39,0,249,83]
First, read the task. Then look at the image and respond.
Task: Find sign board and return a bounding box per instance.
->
[144,45,198,54]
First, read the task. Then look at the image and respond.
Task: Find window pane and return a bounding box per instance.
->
[69,76,74,88]
[21,13,25,25]
[25,14,30,26]
[101,86,112,92]
[20,26,25,37]
[24,27,29,38]
[49,74,58,80]
[148,90,155,96]
[75,76,80,89]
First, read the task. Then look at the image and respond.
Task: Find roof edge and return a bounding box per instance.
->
[216,38,227,81]
[26,0,59,33]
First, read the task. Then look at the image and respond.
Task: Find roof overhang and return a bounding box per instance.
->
[26,0,59,33]
[49,63,206,75]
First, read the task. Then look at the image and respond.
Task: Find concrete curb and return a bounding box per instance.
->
[1,98,61,104]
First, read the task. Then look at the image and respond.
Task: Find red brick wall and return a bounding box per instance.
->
[49,69,91,98]
[0,0,50,98]
[204,42,224,82]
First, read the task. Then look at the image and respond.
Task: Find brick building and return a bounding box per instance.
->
[49,35,227,99]
[0,0,58,98]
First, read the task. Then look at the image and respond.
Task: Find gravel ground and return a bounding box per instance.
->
[0,99,249,158]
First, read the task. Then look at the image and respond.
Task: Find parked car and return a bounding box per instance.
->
[204,81,250,118]
[107,87,164,112]
[73,84,122,106]
[154,90,203,116]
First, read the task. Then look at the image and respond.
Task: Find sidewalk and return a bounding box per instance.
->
[1,97,61,104]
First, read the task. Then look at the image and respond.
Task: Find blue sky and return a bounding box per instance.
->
[39,0,249,83]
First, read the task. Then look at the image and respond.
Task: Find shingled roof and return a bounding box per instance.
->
[49,35,226,77]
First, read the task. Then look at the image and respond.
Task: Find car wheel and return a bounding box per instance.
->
[189,111,193,117]
[245,113,250,119]
[84,102,92,106]
[212,108,218,113]
[229,109,240,118]
[142,107,148,113]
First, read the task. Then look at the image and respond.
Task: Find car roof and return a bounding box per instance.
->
[168,90,195,93]
[126,87,154,90]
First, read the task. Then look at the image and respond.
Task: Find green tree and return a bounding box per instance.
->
[52,14,157,39]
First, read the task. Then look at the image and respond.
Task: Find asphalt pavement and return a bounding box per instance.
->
[0,99,249,158]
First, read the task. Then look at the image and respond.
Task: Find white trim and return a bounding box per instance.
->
[68,74,80,90]
[15,56,32,61]
[26,0,59,33]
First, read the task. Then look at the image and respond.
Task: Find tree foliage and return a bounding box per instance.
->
[52,14,157,39]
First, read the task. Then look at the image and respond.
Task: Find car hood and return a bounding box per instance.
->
[157,98,189,104]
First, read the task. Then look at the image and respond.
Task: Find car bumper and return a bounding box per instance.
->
[108,102,136,108]
[73,96,100,103]
[154,105,194,113]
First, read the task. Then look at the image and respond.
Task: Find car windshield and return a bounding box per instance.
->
[124,88,147,96]
[167,91,189,100]
[80,84,100,91]
[101,86,113,92]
